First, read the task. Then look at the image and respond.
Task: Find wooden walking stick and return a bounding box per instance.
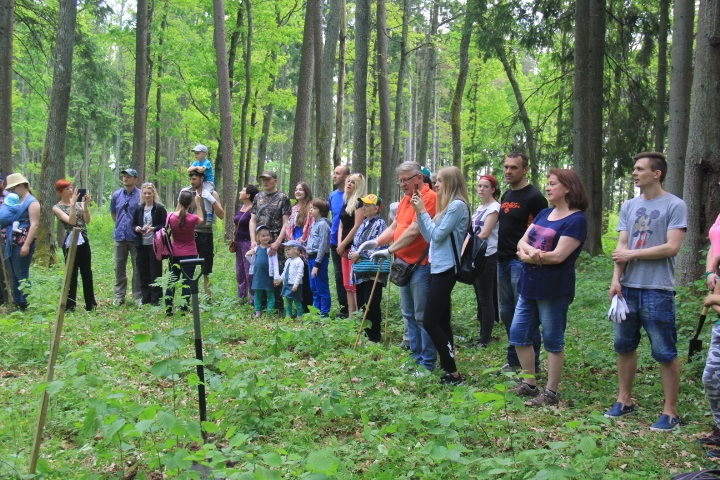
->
[353,259,385,349]
[29,228,80,474]
[384,280,391,347]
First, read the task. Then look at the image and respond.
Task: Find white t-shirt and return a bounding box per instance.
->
[471,201,500,256]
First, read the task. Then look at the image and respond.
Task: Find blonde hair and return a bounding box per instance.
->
[343,173,367,216]
[436,166,469,217]
[140,182,160,205]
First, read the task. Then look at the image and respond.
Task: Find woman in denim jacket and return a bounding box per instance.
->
[412,166,469,385]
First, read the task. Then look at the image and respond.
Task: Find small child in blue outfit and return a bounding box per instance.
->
[305,198,332,316]
[247,225,281,317]
[281,239,305,318]
[189,144,216,224]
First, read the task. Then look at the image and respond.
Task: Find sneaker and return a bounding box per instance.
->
[113,298,125,306]
[708,448,720,458]
[697,427,720,446]
[397,340,410,350]
[604,402,635,418]
[254,311,262,317]
[650,414,679,432]
[508,382,539,397]
[439,373,464,386]
[492,363,521,375]
[399,358,418,372]
[412,368,431,378]
[528,389,559,406]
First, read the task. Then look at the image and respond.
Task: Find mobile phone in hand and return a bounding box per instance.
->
[76,188,87,200]
[414,184,420,196]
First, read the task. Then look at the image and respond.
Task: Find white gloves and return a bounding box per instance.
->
[608,294,629,323]
[357,240,378,253]
[370,249,391,263]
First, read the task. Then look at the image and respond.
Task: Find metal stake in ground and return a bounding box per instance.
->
[353,259,385,349]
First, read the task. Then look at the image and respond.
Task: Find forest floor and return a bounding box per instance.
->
[0,212,717,479]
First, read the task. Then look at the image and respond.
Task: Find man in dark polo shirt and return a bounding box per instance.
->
[182,169,225,299]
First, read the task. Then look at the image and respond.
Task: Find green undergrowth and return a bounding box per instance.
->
[0,212,715,478]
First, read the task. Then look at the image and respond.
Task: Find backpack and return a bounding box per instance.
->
[153,214,174,261]
[450,204,488,285]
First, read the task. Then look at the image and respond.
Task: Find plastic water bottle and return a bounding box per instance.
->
[206,211,213,225]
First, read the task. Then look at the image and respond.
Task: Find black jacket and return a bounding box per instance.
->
[132,202,168,247]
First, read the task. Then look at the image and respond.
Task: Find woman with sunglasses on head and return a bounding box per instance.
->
[52,179,97,312]
[132,182,167,306]
[337,173,367,316]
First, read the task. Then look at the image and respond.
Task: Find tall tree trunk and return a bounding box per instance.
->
[0,0,13,174]
[677,0,720,286]
[451,2,473,168]
[665,0,695,196]
[391,0,410,179]
[153,2,168,189]
[239,0,252,195]
[496,46,539,186]
[289,0,318,190]
[316,0,341,197]
[132,0,149,180]
[83,123,90,187]
[333,0,347,167]
[377,0,393,217]
[572,0,605,256]
[213,0,235,240]
[98,142,107,210]
[417,0,439,167]
[352,0,370,175]
[653,0,669,152]
[37,0,78,266]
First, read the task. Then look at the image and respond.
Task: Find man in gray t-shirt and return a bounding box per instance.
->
[605,152,687,432]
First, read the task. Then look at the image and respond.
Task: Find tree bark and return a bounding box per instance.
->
[376,0,393,216]
[416,0,439,167]
[153,2,168,190]
[664,0,695,196]
[131,0,149,180]
[316,0,342,197]
[352,0,370,175]
[213,0,235,240]
[451,2,473,169]
[653,0,669,152]
[333,0,347,167]
[239,0,252,197]
[289,0,318,190]
[391,0,410,180]
[677,0,720,286]
[0,0,13,174]
[37,0,78,266]
[572,0,605,256]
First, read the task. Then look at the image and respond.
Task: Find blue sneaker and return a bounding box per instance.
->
[604,402,635,418]
[650,414,679,432]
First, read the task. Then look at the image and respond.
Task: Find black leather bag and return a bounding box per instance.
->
[389,249,429,287]
[451,227,488,284]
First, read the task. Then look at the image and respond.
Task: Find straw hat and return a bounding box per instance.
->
[5,173,30,190]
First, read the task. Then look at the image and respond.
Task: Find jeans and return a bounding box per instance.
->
[308,256,331,316]
[614,287,677,363]
[330,246,348,317]
[399,263,436,371]
[8,240,35,306]
[114,240,141,302]
[63,239,97,311]
[136,243,162,305]
[423,268,459,373]
[357,279,384,342]
[703,324,720,428]
[498,258,541,369]
[509,295,571,353]
[235,239,253,301]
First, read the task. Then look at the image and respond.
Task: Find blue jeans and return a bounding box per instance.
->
[309,256,331,316]
[399,264,437,371]
[509,295,571,353]
[498,258,541,369]
[614,287,677,363]
[8,240,35,306]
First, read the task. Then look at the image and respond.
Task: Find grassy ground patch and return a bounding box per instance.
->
[0,212,715,478]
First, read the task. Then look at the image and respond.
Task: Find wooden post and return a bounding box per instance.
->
[29,227,80,474]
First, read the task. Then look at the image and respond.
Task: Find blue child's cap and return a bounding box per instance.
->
[4,192,20,206]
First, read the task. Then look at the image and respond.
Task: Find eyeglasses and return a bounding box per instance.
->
[397,173,420,185]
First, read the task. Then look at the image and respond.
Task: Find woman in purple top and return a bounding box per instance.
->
[234,184,259,303]
[165,190,204,316]
[508,168,588,407]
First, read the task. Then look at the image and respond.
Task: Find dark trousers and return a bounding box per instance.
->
[423,268,459,374]
[473,253,498,344]
[63,240,97,311]
[165,255,197,313]
[357,279,384,342]
[136,244,163,305]
[330,246,348,317]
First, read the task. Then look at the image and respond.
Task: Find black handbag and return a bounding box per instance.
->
[451,222,488,285]
[389,249,428,287]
